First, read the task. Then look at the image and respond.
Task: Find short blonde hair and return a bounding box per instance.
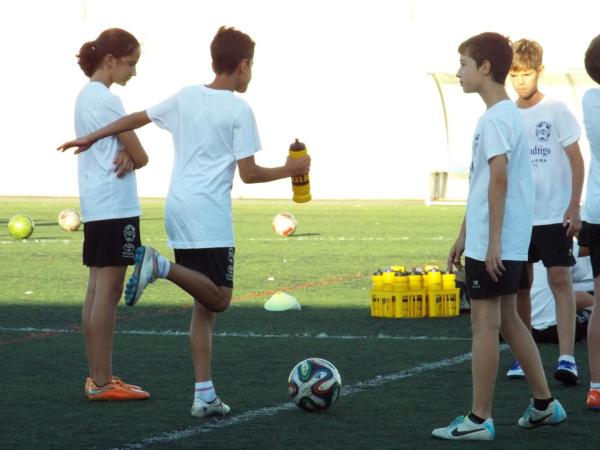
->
[512,39,543,71]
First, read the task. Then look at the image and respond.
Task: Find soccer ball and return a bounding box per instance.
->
[288,358,341,412]
[7,214,35,240]
[58,209,82,232]
[272,212,297,237]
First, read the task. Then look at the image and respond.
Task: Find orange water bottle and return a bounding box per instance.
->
[289,138,311,203]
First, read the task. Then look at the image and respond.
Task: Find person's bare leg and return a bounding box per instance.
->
[166,264,230,312]
[516,263,533,330]
[500,294,551,400]
[82,268,98,380]
[90,266,127,387]
[588,277,600,384]
[547,266,576,357]
[470,298,501,419]
[190,287,232,381]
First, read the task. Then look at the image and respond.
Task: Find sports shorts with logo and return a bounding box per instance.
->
[581,221,600,278]
[528,223,576,267]
[465,257,524,299]
[83,217,141,267]
[174,247,235,288]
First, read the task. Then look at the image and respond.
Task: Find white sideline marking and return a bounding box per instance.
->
[0,326,471,342]
[110,348,505,450]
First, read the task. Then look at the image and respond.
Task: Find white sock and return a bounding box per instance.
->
[558,354,575,364]
[591,382,600,391]
[195,380,216,403]
[156,254,171,278]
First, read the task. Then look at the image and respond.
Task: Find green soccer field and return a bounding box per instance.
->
[0,197,595,450]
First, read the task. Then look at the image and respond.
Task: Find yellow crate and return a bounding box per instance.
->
[370,288,460,318]
[427,288,460,317]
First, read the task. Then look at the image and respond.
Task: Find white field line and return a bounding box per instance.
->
[0,326,472,342]
[110,347,507,450]
[0,236,455,245]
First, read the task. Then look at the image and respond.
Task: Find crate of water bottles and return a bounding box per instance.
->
[370,265,460,318]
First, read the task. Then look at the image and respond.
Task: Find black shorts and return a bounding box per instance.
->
[465,257,524,299]
[83,217,141,267]
[528,223,576,267]
[531,309,591,343]
[581,221,600,278]
[174,247,235,288]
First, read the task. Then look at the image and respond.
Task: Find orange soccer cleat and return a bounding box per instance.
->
[587,389,600,411]
[85,379,150,401]
[84,376,143,395]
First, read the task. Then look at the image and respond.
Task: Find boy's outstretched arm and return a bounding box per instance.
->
[237,154,311,184]
[564,141,584,237]
[57,111,151,154]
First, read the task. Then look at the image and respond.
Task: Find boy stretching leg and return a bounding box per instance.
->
[58,27,310,417]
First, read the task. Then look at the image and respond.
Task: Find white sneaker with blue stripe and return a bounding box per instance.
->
[432,415,495,440]
[554,359,578,385]
[506,360,525,379]
[124,246,158,306]
[518,399,566,428]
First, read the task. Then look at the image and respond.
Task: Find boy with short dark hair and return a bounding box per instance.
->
[506,39,584,385]
[58,26,310,418]
[582,33,600,410]
[432,32,565,441]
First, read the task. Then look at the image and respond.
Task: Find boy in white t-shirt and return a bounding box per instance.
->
[506,39,585,385]
[432,32,565,441]
[582,33,600,410]
[58,27,310,418]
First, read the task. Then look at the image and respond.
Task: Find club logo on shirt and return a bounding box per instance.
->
[535,121,551,142]
[123,224,136,243]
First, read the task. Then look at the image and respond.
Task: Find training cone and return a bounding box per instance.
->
[264,291,301,312]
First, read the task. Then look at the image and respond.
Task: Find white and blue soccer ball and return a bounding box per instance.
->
[288,357,341,412]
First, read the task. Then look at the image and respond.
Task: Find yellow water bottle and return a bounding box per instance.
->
[289,138,311,203]
[371,270,384,317]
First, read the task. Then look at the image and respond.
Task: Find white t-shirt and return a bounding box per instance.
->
[517,97,580,225]
[531,241,594,330]
[74,81,140,222]
[583,88,600,224]
[465,100,533,261]
[147,85,261,249]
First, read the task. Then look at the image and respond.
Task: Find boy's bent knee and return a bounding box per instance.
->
[208,291,232,313]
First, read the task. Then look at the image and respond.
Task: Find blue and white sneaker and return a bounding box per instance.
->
[518,399,566,428]
[554,359,578,386]
[506,360,525,379]
[432,415,495,440]
[124,246,158,306]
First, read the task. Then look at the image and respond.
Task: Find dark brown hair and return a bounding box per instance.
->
[77,28,139,77]
[458,32,513,84]
[210,26,255,74]
[585,34,600,85]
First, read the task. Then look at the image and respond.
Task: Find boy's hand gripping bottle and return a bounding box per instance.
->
[289,138,311,203]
